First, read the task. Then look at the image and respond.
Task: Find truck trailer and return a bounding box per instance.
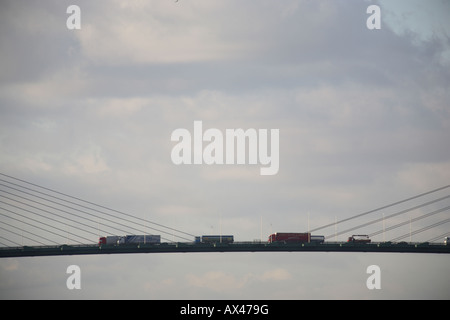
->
[98,235,161,246]
[118,235,161,245]
[268,233,325,244]
[195,235,234,244]
[268,233,311,243]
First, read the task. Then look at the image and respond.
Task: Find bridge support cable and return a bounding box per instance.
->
[0,235,21,247]
[324,195,450,239]
[0,192,188,243]
[0,208,91,244]
[0,223,58,246]
[0,190,186,243]
[0,173,195,245]
[0,173,196,238]
[368,205,450,239]
[0,197,105,237]
[390,218,450,242]
[0,196,116,242]
[0,180,194,242]
[310,185,450,233]
[427,232,450,243]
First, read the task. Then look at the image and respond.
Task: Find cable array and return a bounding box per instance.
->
[1,172,448,247]
[0,173,196,247]
[312,185,450,243]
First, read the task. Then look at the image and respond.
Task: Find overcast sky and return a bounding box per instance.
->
[0,0,449,300]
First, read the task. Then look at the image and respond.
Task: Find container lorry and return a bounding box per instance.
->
[268,233,325,244]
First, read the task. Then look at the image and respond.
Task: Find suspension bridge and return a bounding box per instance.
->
[0,173,449,258]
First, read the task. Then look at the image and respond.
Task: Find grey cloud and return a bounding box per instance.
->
[1,0,449,299]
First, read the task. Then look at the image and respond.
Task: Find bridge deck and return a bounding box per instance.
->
[1,241,449,257]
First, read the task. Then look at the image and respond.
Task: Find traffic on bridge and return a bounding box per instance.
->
[1,173,449,258]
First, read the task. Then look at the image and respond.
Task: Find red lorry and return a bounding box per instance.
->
[268,232,311,243]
